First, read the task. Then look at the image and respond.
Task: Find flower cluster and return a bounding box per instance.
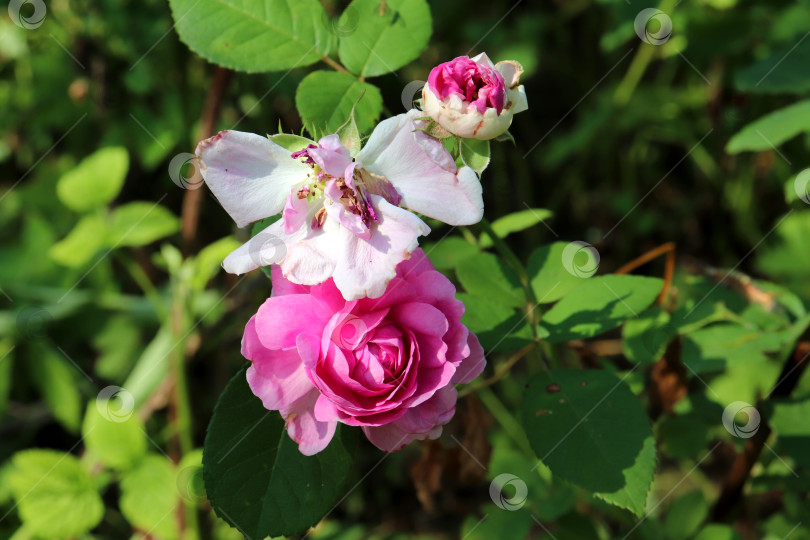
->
[196,53,527,454]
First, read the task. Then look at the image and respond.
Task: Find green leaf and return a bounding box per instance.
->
[460,138,490,176]
[93,316,141,380]
[295,70,382,137]
[480,208,554,248]
[694,524,742,540]
[338,0,432,77]
[49,214,107,267]
[460,505,532,540]
[766,400,810,469]
[108,202,180,247]
[120,455,179,540]
[456,252,525,308]
[57,147,129,212]
[336,101,363,157]
[539,275,663,343]
[168,0,333,72]
[527,242,593,304]
[622,306,677,364]
[191,236,241,291]
[0,339,13,419]
[122,326,174,409]
[521,368,656,517]
[681,323,782,374]
[663,491,709,540]
[734,40,810,94]
[204,367,356,538]
[34,347,83,433]
[423,237,479,270]
[7,450,104,539]
[82,401,147,470]
[268,133,314,152]
[726,100,810,153]
[459,293,534,351]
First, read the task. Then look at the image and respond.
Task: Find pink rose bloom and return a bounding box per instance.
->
[242,249,486,455]
[422,53,528,140]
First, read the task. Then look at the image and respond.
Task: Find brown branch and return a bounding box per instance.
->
[181,66,231,253]
[712,342,810,520]
[614,242,676,305]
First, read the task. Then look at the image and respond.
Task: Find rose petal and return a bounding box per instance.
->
[196,130,310,228]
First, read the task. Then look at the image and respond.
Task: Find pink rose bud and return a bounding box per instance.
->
[422,53,528,140]
[241,249,486,455]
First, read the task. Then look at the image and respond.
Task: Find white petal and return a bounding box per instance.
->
[331,196,430,300]
[222,219,295,275]
[508,84,529,115]
[359,113,484,225]
[471,52,495,69]
[495,60,524,88]
[196,130,309,228]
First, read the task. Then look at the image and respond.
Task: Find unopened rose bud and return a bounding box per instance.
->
[422,53,528,140]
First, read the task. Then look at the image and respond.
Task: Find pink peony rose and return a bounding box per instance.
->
[422,53,528,140]
[242,249,486,455]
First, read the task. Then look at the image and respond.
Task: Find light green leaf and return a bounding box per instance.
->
[122,325,174,409]
[191,236,241,291]
[521,368,656,517]
[295,70,382,137]
[268,133,314,152]
[336,102,363,156]
[338,0,432,77]
[539,275,663,343]
[456,252,525,308]
[35,347,83,433]
[527,242,593,304]
[460,505,532,540]
[694,524,742,540]
[108,202,180,247]
[120,455,178,540]
[82,401,147,470]
[423,237,479,270]
[460,138,491,176]
[481,209,554,248]
[57,147,129,212]
[49,214,107,267]
[168,0,334,72]
[726,100,810,153]
[7,450,104,539]
[204,368,356,538]
[92,316,142,381]
[771,400,810,469]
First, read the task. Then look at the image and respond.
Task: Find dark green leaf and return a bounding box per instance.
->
[204,367,356,538]
[521,368,656,516]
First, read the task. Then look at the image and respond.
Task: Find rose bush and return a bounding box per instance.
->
[242,249,486,455]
